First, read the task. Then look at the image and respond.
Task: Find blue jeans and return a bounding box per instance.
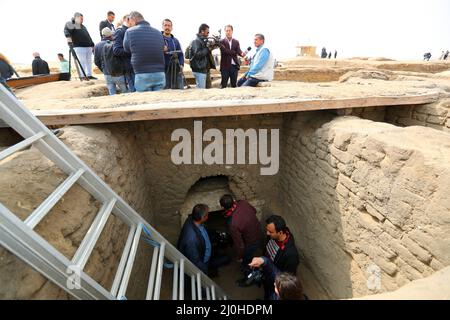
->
[104,75,128,95]
[125,71,136,93]
[192,72,207,89]
[135,72,166,92]
[237,76,264,87]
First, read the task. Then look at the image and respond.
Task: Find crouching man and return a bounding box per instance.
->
[249,215,299,300]
[177,204,231,279]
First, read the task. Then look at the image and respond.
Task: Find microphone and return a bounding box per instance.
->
[244,47,252,55]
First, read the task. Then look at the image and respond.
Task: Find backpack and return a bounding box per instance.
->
[102,42,124,76]
[185,41,193,60]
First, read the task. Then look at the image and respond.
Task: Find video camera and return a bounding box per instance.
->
[208,230,233,250]
[206,29,222,50]
[244,268,264,287]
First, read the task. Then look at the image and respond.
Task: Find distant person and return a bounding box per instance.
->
[113,15,135,92]
[57,53,70,81]
[423,52,432,61]
[237,34,274,87]
[99,11,116,39]
[177,204,231,276]
[328,51,332,59]
[64,12,97,80]
[219,194,263,285]
[444,50,449,60]
[439,51,445,60]
[321,47,327,59]
[94,27,127,95]
[219,25,244,88]
[161,19,184,89]
[189,23,216,89]
[0,52,15,93]
[334,50,338,59]
[274,273,307,300]
[32,52,50,75]
[123,11,166,92]
[249,215,300,300]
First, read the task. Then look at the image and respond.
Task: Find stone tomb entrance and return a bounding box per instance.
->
[0,105,449,300]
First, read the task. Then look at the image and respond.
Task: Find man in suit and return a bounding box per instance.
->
[99,11,115,39]
[219,25,245,88]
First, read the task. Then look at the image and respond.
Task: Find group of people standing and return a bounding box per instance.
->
[63,11,275,96]
[177,194,305,300]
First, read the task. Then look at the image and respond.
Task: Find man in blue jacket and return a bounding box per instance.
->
[123,11,165,92]
[177,204,231,277]
[113,15,135,92]
[237,34,274,87]
[162,19,184,89]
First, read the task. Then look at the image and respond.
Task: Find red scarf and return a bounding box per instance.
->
[223,201,238,218]
[276,232,290,251]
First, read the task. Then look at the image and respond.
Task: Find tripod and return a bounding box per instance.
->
[166,50,189,89]
[68,46,88,81]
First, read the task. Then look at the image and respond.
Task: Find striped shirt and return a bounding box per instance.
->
[266,239,280,262]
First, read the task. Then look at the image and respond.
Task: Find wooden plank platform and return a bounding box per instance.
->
[7,74,62,89]
[29,92,439,126]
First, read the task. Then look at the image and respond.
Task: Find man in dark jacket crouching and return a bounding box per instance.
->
[178,204,231,275]
[249,215,299,300]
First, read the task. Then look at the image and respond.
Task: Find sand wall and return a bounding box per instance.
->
[280,114,450,299]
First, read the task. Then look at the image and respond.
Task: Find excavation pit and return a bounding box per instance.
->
[1,73,450,300]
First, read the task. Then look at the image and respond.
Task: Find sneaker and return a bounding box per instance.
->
[88,76,98,80]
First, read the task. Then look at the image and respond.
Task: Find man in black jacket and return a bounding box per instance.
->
[31,53,50,75]
[99,11,115,39]
[113,15,135,92]
[64,12,96,80]
[249,215,299,299]
[189,24,216,89]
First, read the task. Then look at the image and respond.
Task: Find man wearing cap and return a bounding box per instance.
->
[94,28,127,95]
[64,12,97,80]
[31,53,50,75]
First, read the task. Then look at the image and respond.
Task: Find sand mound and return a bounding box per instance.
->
[15,80,108,101]
[339,70,392,82]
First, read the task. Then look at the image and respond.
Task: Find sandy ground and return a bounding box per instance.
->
[14,77,449,112]
[10,57,449,112]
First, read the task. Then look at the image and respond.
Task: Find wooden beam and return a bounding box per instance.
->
[27,92,439,126]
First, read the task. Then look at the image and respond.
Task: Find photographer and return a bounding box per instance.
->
[249,215,299,300]
[161,19,184,89]
[64,12,96,80]
[189,23,216,89]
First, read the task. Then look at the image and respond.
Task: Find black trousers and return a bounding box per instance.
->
[221,65,239,88]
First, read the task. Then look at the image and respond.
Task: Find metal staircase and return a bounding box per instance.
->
[0,85,229,300]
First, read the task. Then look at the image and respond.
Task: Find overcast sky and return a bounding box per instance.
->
[1,0,449,64]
